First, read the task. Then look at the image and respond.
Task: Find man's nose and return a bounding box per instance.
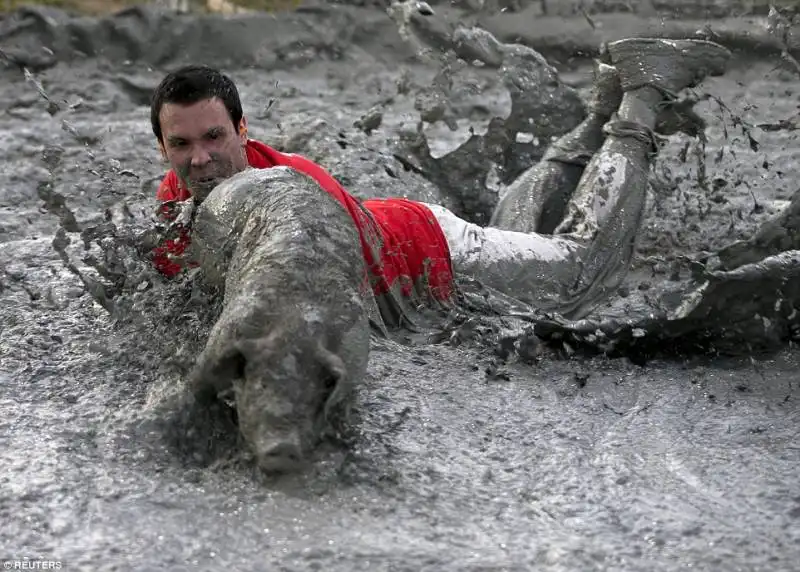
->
[190,146,212,168]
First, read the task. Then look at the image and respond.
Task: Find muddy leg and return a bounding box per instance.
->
[552,38,731,319]
[431,39,731,317]
[432,81,662,313]
[426,202,584,309]
[489,60,623,235]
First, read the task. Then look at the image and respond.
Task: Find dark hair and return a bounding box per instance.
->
[150,65,243,143]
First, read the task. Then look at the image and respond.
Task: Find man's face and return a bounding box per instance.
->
[158,97,249,202]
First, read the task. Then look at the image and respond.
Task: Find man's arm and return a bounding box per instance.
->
[151,170,194,278]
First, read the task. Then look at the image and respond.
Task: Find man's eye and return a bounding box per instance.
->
[207,131,221,140]
[171,141,187,148]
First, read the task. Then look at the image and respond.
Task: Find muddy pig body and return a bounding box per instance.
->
[187,167,372,473]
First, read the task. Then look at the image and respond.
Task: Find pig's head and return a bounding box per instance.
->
[232,332,355,473]
[190,307,369,474]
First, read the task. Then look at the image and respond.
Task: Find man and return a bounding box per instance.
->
[150,65,456,327]
[150,37,735,327]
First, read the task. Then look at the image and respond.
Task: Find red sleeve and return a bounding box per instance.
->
[152,171,193,278]
[156,170,192,202]
[150,229,192,278]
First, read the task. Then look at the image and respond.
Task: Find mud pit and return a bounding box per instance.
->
[2,3,800,571]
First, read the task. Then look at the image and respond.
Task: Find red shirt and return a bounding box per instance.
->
[153,139,454,304]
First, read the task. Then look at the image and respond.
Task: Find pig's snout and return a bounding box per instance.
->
[253,434,306,474]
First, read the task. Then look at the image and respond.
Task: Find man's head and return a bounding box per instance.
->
[151,65,249,201]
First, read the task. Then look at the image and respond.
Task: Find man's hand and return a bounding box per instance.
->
[152,198,198,278]
[158,197,196,227]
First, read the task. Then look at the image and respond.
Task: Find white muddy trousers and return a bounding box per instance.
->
[423,203,585,307]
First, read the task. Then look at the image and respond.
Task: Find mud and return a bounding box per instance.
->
[1,3,800,571]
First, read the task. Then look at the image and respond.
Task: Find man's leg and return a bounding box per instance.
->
[430,58,624,309]
[553,39,731,318]
[432,38,732,319]
[490,59,623,235]
[426,202,583,308]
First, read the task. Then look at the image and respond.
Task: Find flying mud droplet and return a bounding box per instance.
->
[24,67,60,116]
[40,144,65,173]
[354,105,383,135]
[60,119,101,146]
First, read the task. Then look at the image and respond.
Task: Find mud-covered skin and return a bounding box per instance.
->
[187,167,373,472]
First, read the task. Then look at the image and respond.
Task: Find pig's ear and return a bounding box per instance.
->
[189,332,274,404]
[189,343,245,404]
[315,342,347,384]
[314,342,350,426]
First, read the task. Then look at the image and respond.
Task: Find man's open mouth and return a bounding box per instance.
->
[189,178,223,201]
[191,177,223,193]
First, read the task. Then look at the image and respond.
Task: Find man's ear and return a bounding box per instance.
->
[238,117,248,143]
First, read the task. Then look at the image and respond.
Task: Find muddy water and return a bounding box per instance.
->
[1,19,800,572]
